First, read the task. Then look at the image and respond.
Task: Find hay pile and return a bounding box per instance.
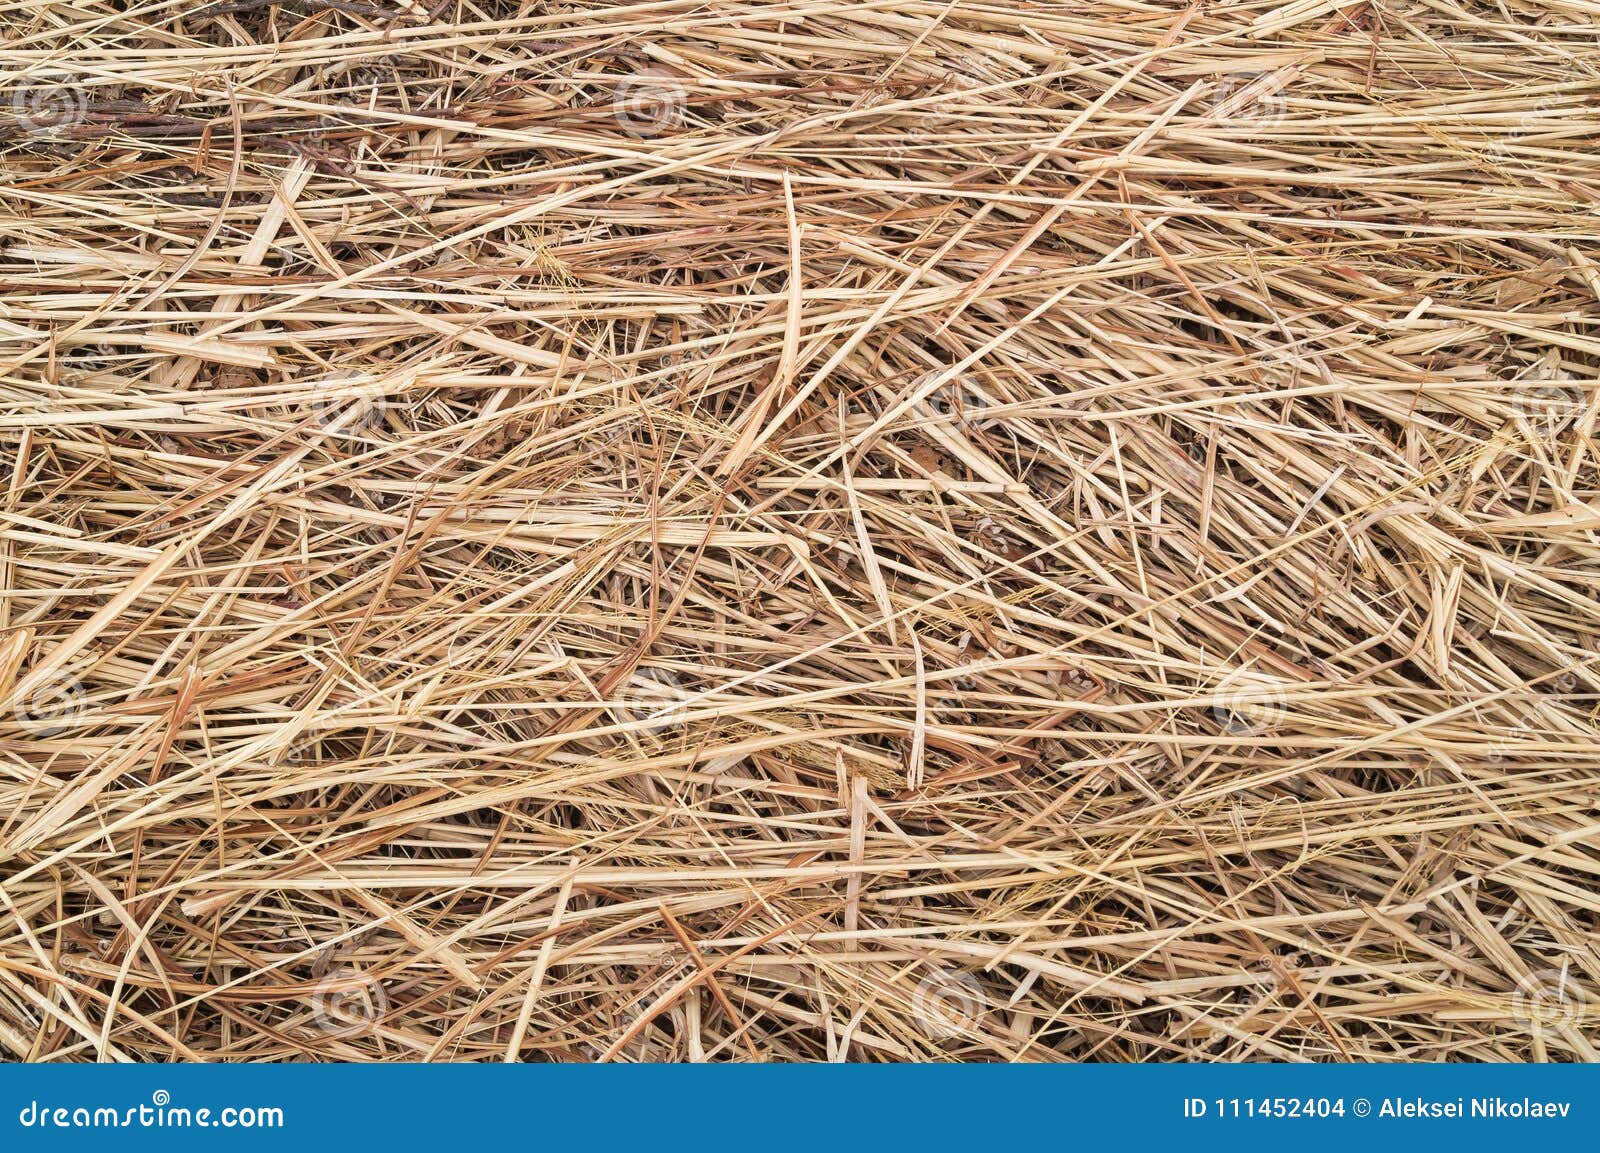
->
[2,0,1599,1062]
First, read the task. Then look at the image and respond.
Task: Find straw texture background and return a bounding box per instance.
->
[2,0,1599,1061]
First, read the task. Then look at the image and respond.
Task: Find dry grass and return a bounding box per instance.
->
[1,0,1599,1063]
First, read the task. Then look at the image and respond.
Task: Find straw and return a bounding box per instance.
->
[2,0,1598,1061]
